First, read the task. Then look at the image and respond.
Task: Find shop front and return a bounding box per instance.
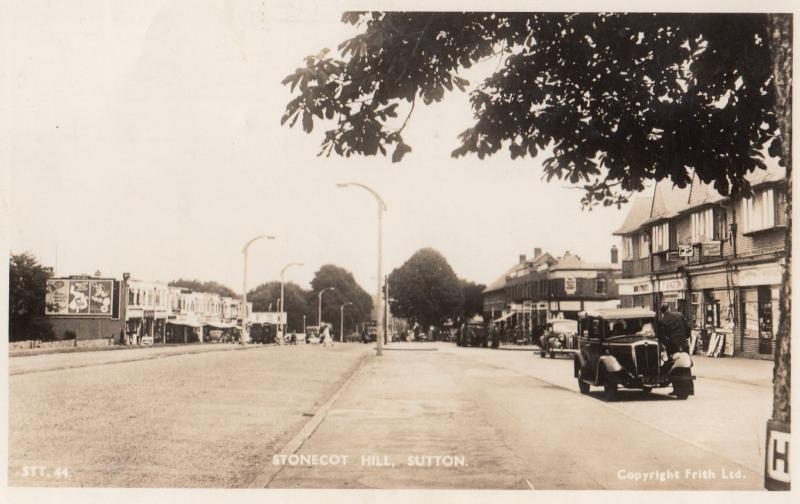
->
[687,269,735,356]
[736,262,782,358]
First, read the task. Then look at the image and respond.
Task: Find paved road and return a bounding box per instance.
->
[268,343,772,490]
[8,341,772,489]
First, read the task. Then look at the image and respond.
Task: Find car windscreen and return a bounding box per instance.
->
[604,318,655,337]
[550,321,577,334]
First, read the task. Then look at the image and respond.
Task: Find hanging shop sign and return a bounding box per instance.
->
[658,278,685,293]
[249,312,287,324]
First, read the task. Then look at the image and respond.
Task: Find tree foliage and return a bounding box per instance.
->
[459,279,487,321]
[9,252,55,341]
[169,278,237,298]
[388,248,465,329]
[248,281,313,332]
[309,264,373,336]
[282,12,783,206]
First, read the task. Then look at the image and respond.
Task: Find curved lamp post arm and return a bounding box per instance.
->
[242,234,275,254]
[336,182,388,211]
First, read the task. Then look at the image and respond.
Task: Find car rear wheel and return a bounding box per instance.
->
[540,350,546,357]
[577,370,590,394]
[673,383,690,400]
[604,381,619,402]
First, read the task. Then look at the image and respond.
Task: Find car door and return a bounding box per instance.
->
[586,318,605,384]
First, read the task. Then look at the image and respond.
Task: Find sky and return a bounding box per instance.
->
[1,0,709,295]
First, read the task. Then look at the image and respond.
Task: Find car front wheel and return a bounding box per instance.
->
[604,381,619,402]
[673,383,690,400]
[577,370,590,394]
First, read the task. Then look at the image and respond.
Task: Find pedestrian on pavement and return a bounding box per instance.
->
[323,325,334,348]
[290,332,297,345]
[658,304,690,355]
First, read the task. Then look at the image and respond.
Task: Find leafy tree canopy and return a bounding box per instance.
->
[309,264,373,334]
[248,281,313,332]
[282,12,781,206]
[388,248,465,329]
[169,279,237,298]
[459,279,487,321]
[9,252,55,341]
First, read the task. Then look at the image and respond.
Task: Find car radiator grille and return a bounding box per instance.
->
[635,344,660,373]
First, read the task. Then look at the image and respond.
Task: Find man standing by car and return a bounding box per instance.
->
[658,305,690,354]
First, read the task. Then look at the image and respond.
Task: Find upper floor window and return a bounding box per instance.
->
[622,237,634,261]
[692,206,728,242]
[691,208,713,243]
[651,222,672,253]
[639,232,650,258]
[742,188,783,232]
[595,277,607,295]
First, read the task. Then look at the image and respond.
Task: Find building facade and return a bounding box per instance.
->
[483,248,621,342]
[615,161,787,358]
[45,273,242,345]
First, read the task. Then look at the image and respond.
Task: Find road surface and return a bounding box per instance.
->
[8,342,772,489]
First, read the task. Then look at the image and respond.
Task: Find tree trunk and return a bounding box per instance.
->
[768,13,791,425]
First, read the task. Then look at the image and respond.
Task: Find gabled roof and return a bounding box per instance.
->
[483,252,556,293]
[688,158,786,208]
[613,197,652,236]
[647,180,692,223]
[549,251,620,272]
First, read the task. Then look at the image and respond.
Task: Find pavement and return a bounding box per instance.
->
[9,344,371,487]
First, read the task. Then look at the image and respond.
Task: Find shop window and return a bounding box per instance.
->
[595,277,607,295]
[128,290,135,305]
[690,292,702,329]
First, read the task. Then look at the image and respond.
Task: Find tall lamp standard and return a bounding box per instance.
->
[340,302,353,342]
[241,235,275,344]
[318,287,336,328]
[336,182,387,356]
[279,262,303,340]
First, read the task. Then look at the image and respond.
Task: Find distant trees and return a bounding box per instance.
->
[459,279,486,321]
[247,281,313,332]
[9,252,54,341]
[168,279,237,298]
[309,264,373,337]
[388,248,465,330]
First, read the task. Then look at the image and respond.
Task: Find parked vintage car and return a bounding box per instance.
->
[573,308,695,401]
[538,318,579,358]
[457,322,488,347]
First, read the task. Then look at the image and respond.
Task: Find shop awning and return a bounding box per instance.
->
[167,319,202,328]
[491,312,513,323]
[204,321,237,329]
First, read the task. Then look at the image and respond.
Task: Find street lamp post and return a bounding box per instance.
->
[241,235,275,344]
[280,262,303,340]
[318,287,336,328]
[336,182,387,356]
[340,302,353,342]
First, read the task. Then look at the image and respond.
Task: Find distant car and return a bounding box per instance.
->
[574,308,695,401]
[539,319,579,358]
[458,323,488,347]
[307,335,320,345]
[140,335,154,346]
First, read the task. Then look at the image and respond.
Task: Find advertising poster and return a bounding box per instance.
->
[45,279,69,314]
[68,281,90,314]
[90,280,113,315]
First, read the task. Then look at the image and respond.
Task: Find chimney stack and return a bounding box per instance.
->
[611,245,619,264]
[534,247,542,259]
[519,254,527,264]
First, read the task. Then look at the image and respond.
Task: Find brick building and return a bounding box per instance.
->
[614,160,787,358]
[483,248,620,342]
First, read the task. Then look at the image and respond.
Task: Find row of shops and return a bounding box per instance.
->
[613,161,787,359]
[45,273,247,345]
